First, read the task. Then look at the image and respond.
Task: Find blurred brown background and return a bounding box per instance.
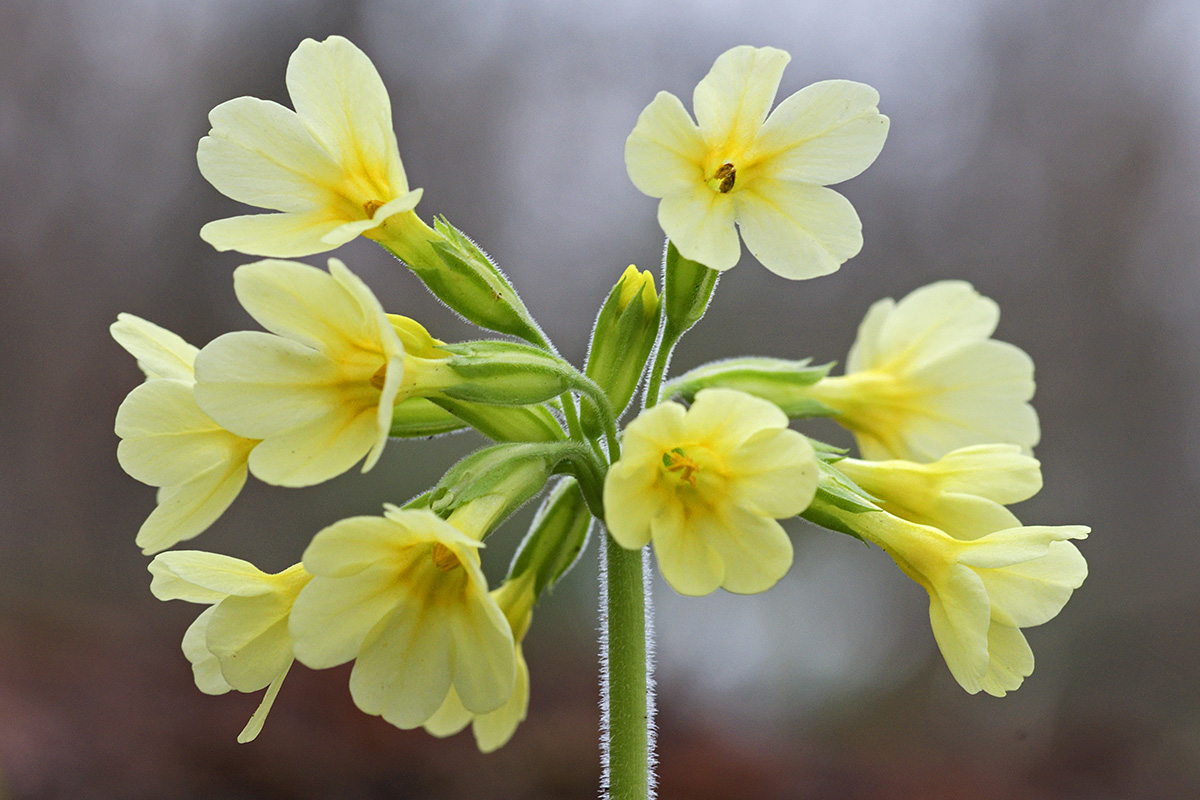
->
[3,0,1199,797]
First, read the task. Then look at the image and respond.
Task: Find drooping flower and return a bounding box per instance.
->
[112,314,258,554]
[193,258,451,488]
[804,280,1039,462]
[197,35,422,258]
[149,551,312,742]
[835,444,1042,538]
[625,45,889,279]
[845,508,1087,696]
[604,388,819,596]
[288,507,516,730]
[424,571,536,752]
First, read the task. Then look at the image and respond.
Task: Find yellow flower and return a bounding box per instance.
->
[625,45,888,279]
[149,551,312,742]
[805,280,1039,461]
[112,314,258,554]
[604,388,818,596]
[288,507,516,730]
[836,444,1042,538]
[193,258,451,487]
[424,571,536,752]
[848,509,1087,696]
[198,35,422,258]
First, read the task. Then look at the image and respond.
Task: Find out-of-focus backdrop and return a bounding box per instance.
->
[3,1,1199,797]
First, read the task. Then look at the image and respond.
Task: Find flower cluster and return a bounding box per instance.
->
[112,34,1085,765]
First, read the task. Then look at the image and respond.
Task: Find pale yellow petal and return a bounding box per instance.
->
[693,46,789,151]
[232,259,370,352]
[286,36,406,193]
[734,178,862,280]
[110,314,197,381]
[135,458,249,554]
[319,190,423,245]
[725,427,818,519]
[198,96,342,212]
[301,515,420,578]
[473,646,530,753]
[977,540,1087,628]
[752,80,889,185]
[350,604,455,729]
[423,688,473,739]
[706,507,793,595]
[450,583,516,714]
[933,445,1042,505]
[857,281,1001,372]
[246,403,377,487]
[116,379,235,486]
[200,211,346,258]
[182,607,232,695]
[602,460,659,550]
[651,505,724,596]
[149,550,273,600]
[625,91,707,198]
[658,185,740,271]
[207,592,299,693]
[958,525,1087,570]
[683,388,788,453]
[979,622,1034,697]
[926,564,991,693]
[237,661,292,744]
[844,297,894,374]
[289,564,399,669]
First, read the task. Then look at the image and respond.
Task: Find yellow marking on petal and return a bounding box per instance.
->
[431,543,461,572]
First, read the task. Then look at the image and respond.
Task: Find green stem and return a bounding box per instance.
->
[643,329,681,410]
[604,531,650,800]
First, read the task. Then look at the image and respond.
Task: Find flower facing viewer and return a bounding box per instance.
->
[112,314,258,554]
[193,258,451,487]
[804,280,1039,462]
[625,45,889,279]
[149,551,312,742]
[198,35,422,257]
[288,507,516,730]
[604,388,819,596]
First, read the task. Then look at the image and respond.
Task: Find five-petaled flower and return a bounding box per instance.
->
[112,314,258,554]
[149,551,312,742]
[804,280,1039,462]
[604,388,819,596]
[198,35,422,258]
[193,258,451,487]
[625,45,889,279]
[288,507,517,730]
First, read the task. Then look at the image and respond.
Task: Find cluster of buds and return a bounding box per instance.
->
[113,36,1086,755]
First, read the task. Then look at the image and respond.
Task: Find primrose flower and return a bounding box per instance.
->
[149,551,312,742]
[424,571,535,752]
[805,281,1039,462]
[836,444,1042,538]
[625,45,889,279]
[112,314,258,554]
[847,508,1087,696]
[193,258,451,487]
[604,388,819,596]
[198,35,421,258]
[289,507,516,730]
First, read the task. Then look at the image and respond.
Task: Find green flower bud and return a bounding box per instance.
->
[662,357,837,417]
[662,241,718,341]
[583,265,661,434]
[436,341,596,406]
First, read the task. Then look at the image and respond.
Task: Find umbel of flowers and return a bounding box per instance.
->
[112,36,1087,799]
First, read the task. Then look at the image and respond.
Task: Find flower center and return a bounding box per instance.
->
[431,543,461,572]
[662,447,701,487]
[706,162,737,194]
[363,199,385,218]
[368,362,388,390]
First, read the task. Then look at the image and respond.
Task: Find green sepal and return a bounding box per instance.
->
[662,241,719,342]
[438,341,592,405]
[661,357,838,417]
[430,397,565,443]
[799,460,880,543]
[583,273,661,434]
[389,397,469,438]
[430,442,600,534]
[418,217,546,345]
[506,478,593,597]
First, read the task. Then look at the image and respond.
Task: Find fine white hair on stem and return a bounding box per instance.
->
[642,545,659,799]
[598,529,612,798]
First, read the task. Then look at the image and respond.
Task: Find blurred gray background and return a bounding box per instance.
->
[3,0,1199,797]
